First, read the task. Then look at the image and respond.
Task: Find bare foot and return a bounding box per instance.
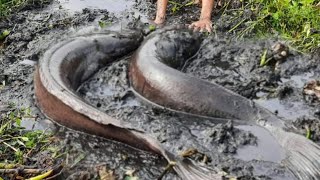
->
[154,16,165,25]
[188,18,212,32]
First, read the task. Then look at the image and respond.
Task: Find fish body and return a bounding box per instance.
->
[35,27,320,180]
[34,29,222,180]
[130,29,320,180]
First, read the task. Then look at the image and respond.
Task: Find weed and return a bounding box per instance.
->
[0,106,64,178]
[0,107,50,163]
[149,24,156,32]
[168,0,196,14]
[0,30,10,41]
[124,169,139,180]
[259,49,268,66]
[229,0,320,52]
[27,169,53,180]
[0,0,27,17]
[306,126,312,139]
[98,21,111,29]
[0,0,50,18]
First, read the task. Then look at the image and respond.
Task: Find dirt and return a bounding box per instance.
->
[0,0,319,179]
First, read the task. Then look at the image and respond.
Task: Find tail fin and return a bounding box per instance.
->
[267,126,320,179]
[131,130,223,180]
[173,159,224,180]
[161,150,223,180]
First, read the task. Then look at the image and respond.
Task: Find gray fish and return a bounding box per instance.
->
[130,28,320,180]
[34,29,222,180]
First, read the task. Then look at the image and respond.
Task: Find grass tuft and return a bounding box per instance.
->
[0,0,50,19]
[253,0,319,52]
[0,0,27,17]
[231,0,320,52]
[0,107,52,164]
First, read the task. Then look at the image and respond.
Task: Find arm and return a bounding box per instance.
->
[154,0,168,24]
[200,0,214,20]
[189,0,214,32]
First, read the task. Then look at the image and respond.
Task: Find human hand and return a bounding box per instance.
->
[188,18,212,33]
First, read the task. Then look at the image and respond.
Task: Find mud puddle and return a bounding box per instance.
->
[255,72,316,120]
[235,125,284,163]
[58,0,134,14]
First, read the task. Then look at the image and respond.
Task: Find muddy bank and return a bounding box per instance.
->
[0,0,319,179]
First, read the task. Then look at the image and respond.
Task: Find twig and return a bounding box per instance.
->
[0,163,37,169]
[2,141,18,152]
[228,18,246,33]
[0,168,43,174]
[28,169,53,180]
[221,0,232,16]
[157,161,176,180]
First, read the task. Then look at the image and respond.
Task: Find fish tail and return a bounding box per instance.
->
[133,131,223,180]
[267,126,320,179]
[161,150,223,180]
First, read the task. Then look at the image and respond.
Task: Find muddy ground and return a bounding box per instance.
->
[0,0,320,179]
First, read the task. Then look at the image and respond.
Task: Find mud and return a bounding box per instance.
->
[0,0,319,179]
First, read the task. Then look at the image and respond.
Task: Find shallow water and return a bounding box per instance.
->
[235,125,285,163]
[281,72,314,89]
[255,72,315,121]
[57,0,134,13]
[255,98,311,120]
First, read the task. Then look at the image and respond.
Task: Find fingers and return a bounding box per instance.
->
[205,23,212,32]
[193,26,201,32]
[189,23,202,32]
[188,21,212,33]
[200,23,212,32]
[188,23,195,29]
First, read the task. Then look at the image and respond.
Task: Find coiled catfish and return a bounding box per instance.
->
[34,29,222,180]
[129,29,320,179]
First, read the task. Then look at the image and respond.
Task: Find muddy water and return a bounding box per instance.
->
[58,0,134,13]
[0,0,319,179]
[235,125,284,163]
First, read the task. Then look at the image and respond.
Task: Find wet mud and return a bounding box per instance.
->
[0,0,319,179]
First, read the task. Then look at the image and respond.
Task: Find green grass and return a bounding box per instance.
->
[234,0,320,52]
[0,0,50,18]
[0,0,26,17]
[0,106,52,164]
[0,105,64,178]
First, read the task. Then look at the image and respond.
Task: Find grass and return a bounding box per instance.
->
[0,0,50,18]
[168,0,195,14]
[0,0,26,17]
[0,105,63,179]
[166,0,319,52]
[230,0,320,52]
